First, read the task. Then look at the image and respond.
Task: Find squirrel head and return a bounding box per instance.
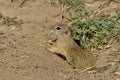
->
[50,23,72,38]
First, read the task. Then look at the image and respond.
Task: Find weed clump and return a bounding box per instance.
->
[51,0,120,49]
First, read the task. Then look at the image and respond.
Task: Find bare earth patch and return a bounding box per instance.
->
[0,0,119,80]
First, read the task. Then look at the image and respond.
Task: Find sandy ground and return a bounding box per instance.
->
[0,0,120,80]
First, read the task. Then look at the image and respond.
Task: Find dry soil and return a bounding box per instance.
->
[0,0,120,80]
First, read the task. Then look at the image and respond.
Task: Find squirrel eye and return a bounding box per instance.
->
[56,27,61,30]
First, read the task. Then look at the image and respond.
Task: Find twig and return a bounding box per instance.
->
[53,6,72,18]
[20,0,27,7]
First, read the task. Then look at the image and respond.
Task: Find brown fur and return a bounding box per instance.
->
[46,23,111,72]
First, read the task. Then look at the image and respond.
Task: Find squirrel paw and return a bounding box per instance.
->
[46,47,58,53]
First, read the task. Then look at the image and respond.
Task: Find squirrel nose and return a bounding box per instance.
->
[50,29,54,34]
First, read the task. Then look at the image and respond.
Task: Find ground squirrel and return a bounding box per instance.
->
[46,23,111,72]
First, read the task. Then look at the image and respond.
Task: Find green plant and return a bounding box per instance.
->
[50,0,84,10]
[107,49,120,73]
[3,17,23,26]
[58,0,120,49]
[70,14,120,49]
